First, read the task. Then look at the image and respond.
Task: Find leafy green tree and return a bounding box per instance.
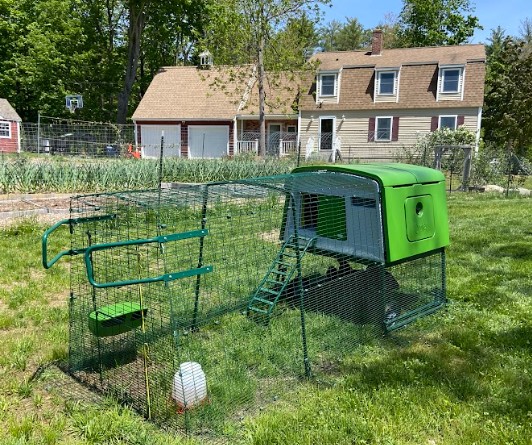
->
[375,12,404,49]
[201,0,330,156]
[483,36,532,158]
[267,13,320,68]
[485,26,506,57]
[319,17,370,51]
[398,0,482,47]
[0,0,87,121]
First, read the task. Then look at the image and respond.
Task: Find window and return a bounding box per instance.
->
[439,116,457,130]
[286,125,296,134]
[378,71,396,95]
[319,73,336,97]
[0,121,10,138]
[440,68,462,93]
[376,117,392,141]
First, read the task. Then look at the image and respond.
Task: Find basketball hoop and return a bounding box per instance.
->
[66,94,83,114]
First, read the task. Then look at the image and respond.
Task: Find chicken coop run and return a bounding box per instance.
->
[42,163,449,435]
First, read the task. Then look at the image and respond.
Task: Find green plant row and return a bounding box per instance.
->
[0,156,297,194]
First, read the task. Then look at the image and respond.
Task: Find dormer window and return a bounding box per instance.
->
[441,68,460,92]
[377,71,396,95]
[374,68,399,103]
[438,65,464,100]
[318,72,338,98]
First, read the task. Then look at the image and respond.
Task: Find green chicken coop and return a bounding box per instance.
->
[42,163,449,435]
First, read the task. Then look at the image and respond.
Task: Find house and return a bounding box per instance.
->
[299,30,486,161]
[0,99,22,153]
[132,61,299,159]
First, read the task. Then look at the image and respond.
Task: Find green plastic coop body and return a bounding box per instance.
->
[290,163,449,264]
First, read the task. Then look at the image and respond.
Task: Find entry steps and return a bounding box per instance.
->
[247,235,316,321]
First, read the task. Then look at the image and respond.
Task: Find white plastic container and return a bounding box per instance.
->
[171,362,207,409]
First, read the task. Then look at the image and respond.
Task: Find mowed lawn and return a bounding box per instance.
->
[0,192,530,444]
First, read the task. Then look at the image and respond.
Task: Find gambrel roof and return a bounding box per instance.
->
[301,44,486,111]
[0,99,21,121]
[311,44,485,71]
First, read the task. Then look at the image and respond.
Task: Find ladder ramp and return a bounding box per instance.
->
[247,235,316,320]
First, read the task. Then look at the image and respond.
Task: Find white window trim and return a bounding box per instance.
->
[0,120,11,138]
[375,116,393,142]
[437,65,465,99]
[286,125,297,133]
[317,71,339,101]
[318,116,336,151]
[439,115,458,130]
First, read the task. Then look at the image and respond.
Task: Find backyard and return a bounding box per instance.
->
[0,185,530,444]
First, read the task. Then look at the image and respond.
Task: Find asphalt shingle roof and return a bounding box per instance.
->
[0,99,21,121]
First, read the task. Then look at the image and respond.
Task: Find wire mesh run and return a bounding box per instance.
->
[55,171,447,435]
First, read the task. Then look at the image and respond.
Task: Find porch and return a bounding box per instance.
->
[235,131,298,157]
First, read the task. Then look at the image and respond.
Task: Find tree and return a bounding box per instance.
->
[485,26,506,58]
[375,12,403,49]
[318,17,370,51]
[201,0,329,156]
[0,0,88,121]
[483,36,532,158]
[398,0,482,47]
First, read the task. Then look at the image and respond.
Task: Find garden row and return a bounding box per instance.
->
[0,156,297,194]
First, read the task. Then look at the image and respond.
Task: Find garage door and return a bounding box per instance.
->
[140,125,181,158]
[188,125,229,159]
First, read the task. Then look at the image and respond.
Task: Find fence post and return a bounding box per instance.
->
[461,146,472,191]
[37,112,41,154]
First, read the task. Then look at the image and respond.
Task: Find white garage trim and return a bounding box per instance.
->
[188,125,229,159]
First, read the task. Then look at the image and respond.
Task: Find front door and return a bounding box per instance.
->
[319,118,334,151]
[268,124,281,155]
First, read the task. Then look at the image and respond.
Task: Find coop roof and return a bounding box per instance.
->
[0,99,21,122]
[292,163,445,187]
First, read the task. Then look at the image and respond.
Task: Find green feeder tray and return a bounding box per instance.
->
[89,302,147,337]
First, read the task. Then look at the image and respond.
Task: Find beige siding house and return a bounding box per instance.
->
[300,30,486,161]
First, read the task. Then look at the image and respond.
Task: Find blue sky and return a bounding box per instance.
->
[320,0,531,43]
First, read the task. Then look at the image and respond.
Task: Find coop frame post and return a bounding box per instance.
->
[287,191,312,378]
[192,185,209,330]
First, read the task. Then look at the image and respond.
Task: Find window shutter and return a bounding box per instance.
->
[392,117,399,141]
[431,116,438,132]
[368,117,375,142]
[457,115,465,127]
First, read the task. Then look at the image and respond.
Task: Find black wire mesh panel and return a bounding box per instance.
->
[61,171,446,436]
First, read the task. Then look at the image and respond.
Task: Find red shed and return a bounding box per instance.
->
[0,99,22,153]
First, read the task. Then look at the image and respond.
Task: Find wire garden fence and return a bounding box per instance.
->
[42,164,449,436]
[21,117,135,157]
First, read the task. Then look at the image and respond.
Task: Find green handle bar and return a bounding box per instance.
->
[42,215,116,269]
[83,229,212,289]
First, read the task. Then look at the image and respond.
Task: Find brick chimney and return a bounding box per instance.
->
[371,29,383,56]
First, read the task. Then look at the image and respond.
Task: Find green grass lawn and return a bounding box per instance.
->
[0,193,530,444]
